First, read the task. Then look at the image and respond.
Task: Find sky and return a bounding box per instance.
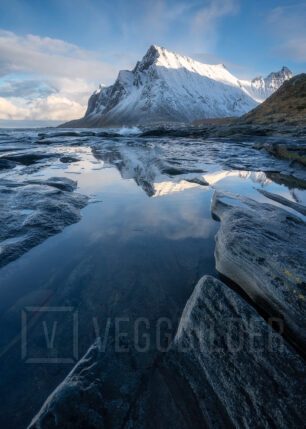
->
[0,0,305,124]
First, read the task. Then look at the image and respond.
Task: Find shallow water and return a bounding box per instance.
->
[0,128,305,427]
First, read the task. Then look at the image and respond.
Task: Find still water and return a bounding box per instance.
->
[0,128,305,426]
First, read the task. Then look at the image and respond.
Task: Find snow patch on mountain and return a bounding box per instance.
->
[240,67,293,102]
[62,46,292,127]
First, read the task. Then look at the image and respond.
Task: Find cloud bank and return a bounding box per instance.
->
[0,30,116,121]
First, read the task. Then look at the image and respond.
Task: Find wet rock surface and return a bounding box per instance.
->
[29,276,306,429]
[0,177,88,267]
[257,188,306,215]
[186,176,209,186]
[212,191,306,353]
[254,141,306,166]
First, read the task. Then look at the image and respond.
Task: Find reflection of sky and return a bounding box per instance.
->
[1,133,306,426]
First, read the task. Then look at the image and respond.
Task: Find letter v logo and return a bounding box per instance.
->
[42,321,58,349]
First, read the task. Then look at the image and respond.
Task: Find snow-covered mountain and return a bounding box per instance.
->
[240,67,293,103]
[61,46,292,127]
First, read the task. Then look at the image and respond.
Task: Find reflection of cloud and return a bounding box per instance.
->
[266,4,306,62]
[126,194,214,240]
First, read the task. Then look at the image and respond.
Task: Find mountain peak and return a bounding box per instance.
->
[281,66,292,74]
[62,46,291,127]
[242,73,306,125]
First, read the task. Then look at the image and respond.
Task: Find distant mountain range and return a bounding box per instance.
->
[61,46,292,127]
[241,73,306,125]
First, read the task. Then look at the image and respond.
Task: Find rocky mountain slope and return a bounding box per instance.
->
[241,73,306,125]
[240,66,292,102]
[61,46,291,127]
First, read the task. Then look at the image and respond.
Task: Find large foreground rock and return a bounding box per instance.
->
[29,276,306,429]
[212,191,306,353]
[164,275,306,428]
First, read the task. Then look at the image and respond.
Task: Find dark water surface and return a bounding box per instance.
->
[0,128,305,427]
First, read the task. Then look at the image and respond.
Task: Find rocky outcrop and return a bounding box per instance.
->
[257,188,306,216]
[211,191,306,353]
[29,276,306,429]
[254,140,306,166]
[165,275,306,428]
[0,177,88,267]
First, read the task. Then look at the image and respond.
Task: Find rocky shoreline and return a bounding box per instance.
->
[1,126,305,427]
[29,190,306,428]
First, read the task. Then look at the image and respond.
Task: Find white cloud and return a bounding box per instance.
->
[267,4,306,62]
[0,30,119,121]
[0,30,116,81]
[0,93,85,121]
[193,0,239,34]
[0,97,29,120]
[137,0,239,53]
[190,0,239,51]
[28,95,85,120]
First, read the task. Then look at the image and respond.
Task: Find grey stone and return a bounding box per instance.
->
[257,188,306,216]
[211,191,306,352]
[164,275,306,428]
[29,276,306,429]
[0,177,88,267]
[186,176,209,186]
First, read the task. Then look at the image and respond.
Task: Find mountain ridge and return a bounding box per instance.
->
[241,73,306,125]
[61,45,292,127]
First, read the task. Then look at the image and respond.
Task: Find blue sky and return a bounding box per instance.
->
[0,0,305,122]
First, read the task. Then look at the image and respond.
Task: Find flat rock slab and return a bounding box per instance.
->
[0,177,88,267]
[186,176,209,186]
[257,188,306,216]
[254,141,306,166]
[164,275,306,429]
[211,191,306,352]
[29,276,306,429]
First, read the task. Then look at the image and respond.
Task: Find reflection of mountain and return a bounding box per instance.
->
[92,142,274,197]
[92,143,207,197]
[153,180,200,197]
[205,170,271,186]
[92,144,159,196]
[238,171,272,185]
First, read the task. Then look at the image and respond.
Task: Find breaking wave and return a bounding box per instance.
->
[117,126,142,136]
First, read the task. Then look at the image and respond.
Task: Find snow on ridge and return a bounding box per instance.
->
[70,45,293,126]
